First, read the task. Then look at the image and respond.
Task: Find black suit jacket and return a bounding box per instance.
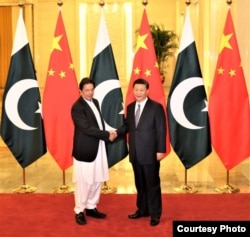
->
[71,97,109,162]
[117,98,166,164]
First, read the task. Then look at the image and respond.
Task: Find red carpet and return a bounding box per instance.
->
[0,194,249,237]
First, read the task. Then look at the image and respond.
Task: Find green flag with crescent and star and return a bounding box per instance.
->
[89,9,128,167]
[167,7,211,169]
[0,8,47,168]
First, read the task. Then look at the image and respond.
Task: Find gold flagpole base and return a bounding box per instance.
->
[12,184,36,193]
[53,185,74,194]
[174,184,198,194]
[101,184,117,194]
[215,184,240,194]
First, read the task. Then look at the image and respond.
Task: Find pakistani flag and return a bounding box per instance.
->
[167,7,211,169]
[0,8,47,168]
[90,9,128,167]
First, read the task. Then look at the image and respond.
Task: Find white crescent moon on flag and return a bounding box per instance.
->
[5,79,39,130]
[170,77,204,130]
[94,79,121,130]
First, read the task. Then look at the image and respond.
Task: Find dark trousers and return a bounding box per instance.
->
[132,156,162,219]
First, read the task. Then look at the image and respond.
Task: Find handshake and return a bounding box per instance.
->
[109,130,117,142]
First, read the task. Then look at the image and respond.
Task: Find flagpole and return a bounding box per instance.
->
[53,170,74,194]
[12,168,36,193]
[185,0,191,6]
[215,170,240,193]
[94,0,118,194]
[57,0,63,7]
[44,0,74,194]
[101,181,117,194]
[171,0,212,193]
[212,0,240,194]
[11,4,37,194]
[174,168,197,194]
[142,0,148,6]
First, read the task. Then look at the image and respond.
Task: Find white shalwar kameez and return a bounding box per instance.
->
[73,100,109,214]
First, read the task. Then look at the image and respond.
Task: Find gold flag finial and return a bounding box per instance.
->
[142,0,148,6]
[185,0,191,6]
[57,0,63,7]
[226,0,232,5]
[18,1,24,7]
[99,0,105,7]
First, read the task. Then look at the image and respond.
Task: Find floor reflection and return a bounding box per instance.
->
[1,137,249,194]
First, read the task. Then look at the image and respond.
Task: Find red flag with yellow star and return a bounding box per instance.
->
[209,9,250,170]
[125,8,170,155]
[42,9,79,170]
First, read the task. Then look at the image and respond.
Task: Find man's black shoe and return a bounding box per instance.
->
[85,208,106,219]
[128,211,149,219]
[75,212,87,225]
[150,218,160,226]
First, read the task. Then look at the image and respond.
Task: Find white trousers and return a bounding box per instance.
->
[74,181,102,214]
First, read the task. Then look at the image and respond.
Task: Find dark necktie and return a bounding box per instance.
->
[135,104,141,127]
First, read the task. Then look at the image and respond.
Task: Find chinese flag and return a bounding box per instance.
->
[42,9,79,170]
[125,8,170,155]
[209,9,250,170]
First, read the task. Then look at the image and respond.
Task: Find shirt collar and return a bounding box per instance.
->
[136,97,148,107]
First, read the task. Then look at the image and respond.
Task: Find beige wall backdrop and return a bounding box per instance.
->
[0,0,250,98]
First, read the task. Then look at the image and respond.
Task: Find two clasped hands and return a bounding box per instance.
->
[108,130,117,142]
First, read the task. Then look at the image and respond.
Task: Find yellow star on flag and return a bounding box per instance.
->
[229,69,236,77]
[144,69,151,77]
[51,35,63,53]
[219,33,233,54]
[154,61,159,69]
[59,71,66,78]
[48,68,55,76]
[135,33,148,53]
[217,67,224,75]
[133,67,140,75]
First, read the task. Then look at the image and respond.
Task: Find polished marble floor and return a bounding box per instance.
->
[0,136,250,194]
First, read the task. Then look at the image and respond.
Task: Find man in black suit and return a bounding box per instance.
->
[117,78,167,226]
[71,77,116,225]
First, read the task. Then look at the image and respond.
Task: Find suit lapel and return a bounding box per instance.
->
[92,99,105,130]
[130,102,137,128]
[81,98,97,122]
